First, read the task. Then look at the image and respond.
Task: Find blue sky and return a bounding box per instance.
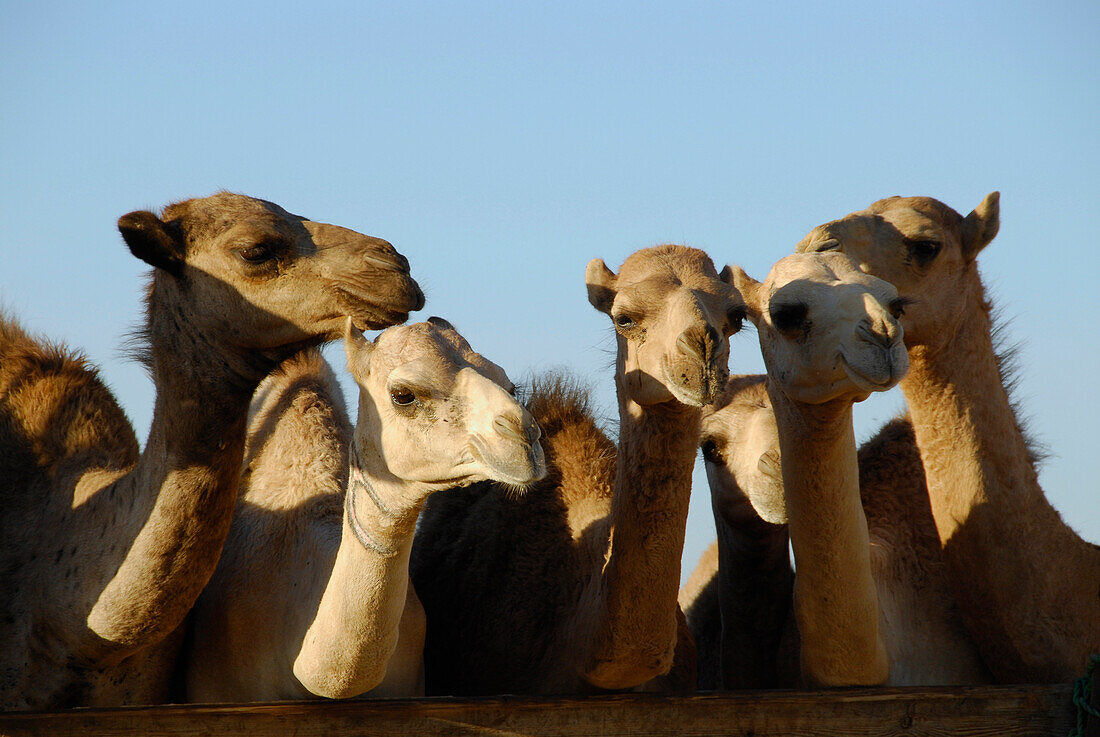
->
[2,1,1097,581]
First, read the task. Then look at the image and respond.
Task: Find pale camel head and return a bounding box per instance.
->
[345,318,546,490]
[586,245,746,407]
[732,252,909,405]
[118,192,424,356]
[700,375,786,524]
[796,192,1000,351]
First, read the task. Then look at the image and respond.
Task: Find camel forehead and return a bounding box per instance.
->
[706,376,769,422]
[616,245,719,286]
[805,196,963,247]
[164,192,308,240]
[765,252,867,291]
[372,322,503,383]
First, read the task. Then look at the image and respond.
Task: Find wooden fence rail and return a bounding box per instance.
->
[0,683,1091,737]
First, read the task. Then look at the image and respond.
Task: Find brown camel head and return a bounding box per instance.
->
[345,318,546,490]
[118,192,424,357]
[732,252,909,406]
[586,244,746,407]
[796,192,999,351]
[701,375,786,524]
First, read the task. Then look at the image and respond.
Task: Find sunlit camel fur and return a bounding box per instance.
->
[185,319,545,701]
[728,251,910,687]
[0,193,423,710]
[797,192,1100,682]
[682,377,990,689]
[411,245,746,695]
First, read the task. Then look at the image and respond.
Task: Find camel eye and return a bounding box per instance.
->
[390,388,416,407]
[770,302,809,335]
[613,314,636,330]
[238,243,275,264]
[726,307,746,334]
[907,239,941,267]
[889,297,914,319]
[701,438,724,465]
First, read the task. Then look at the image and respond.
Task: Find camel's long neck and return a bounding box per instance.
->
[901,282,1099,681]
[769,388,888,687]
[293,438,425,698]
[712,501,792,689]
[581,379,700,690]
[83,283,265,658]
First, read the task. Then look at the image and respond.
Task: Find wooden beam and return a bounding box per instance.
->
[0,684,1075,737]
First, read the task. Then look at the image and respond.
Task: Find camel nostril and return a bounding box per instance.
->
[858,321,893,349]
[493,415,526,443]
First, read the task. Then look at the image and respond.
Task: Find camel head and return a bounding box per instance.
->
[118,192,424,357]
[700,375,786,524]
[732,252,909,406]
[345,318,546,491]
[796,192,999,351]
[586,245,746,407]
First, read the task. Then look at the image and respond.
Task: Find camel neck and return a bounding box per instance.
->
[581,390,699,690]
[899,283,1098,681]
[81,282,266,656]
[901,289,1048,538]
[768,387,887,686]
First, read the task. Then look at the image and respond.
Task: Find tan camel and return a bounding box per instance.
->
[185,319,546,701]
[683,377,990,688]
[727,251,911,686]
[0,193,423,711]
[797,192,1100,682]
[410,244,746,695]
[679,376,793,689]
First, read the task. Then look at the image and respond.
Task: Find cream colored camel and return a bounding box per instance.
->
[683,377,990,689]
[185,319,545,701]
[410,245,745,695]
[0,193,422,711]
[798,192,1100,682]
[729,251,910,686]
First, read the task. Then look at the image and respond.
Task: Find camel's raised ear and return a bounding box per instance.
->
[961,191,1000,262]
[427,316,456,333]
[728,265,763,323]
[118,211,184,277]
[344,318,375,375]
[586,258,617,315]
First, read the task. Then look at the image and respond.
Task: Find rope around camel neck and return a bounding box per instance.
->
[345,440,401,558]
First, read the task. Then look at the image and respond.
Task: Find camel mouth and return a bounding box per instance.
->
[838,351,902,394]
[336,288,422,331]
[662,362,727,408]
[468,435,547,488]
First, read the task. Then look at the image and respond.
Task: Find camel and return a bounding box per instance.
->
[184,319,546,701]
[410,244,746,695]
[682,377,991,689]
[0,193,423,710]
[796,192,1100,682]
[724,251,912,686]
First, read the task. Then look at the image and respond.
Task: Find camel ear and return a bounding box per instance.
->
[427,316,456,332]
[118,211,184,277]
[961,191,1000,261]
[344,318,375,375]
[586,258,617,315]
[728,265,763,323]
[718,264,736,284]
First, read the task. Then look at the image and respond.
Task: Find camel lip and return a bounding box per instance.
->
[468,436,548,487]
[661,362,726,407]
[838,351,901,394]
[337,289,422,331]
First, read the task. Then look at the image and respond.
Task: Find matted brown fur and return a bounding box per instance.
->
[412,373,617,694]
